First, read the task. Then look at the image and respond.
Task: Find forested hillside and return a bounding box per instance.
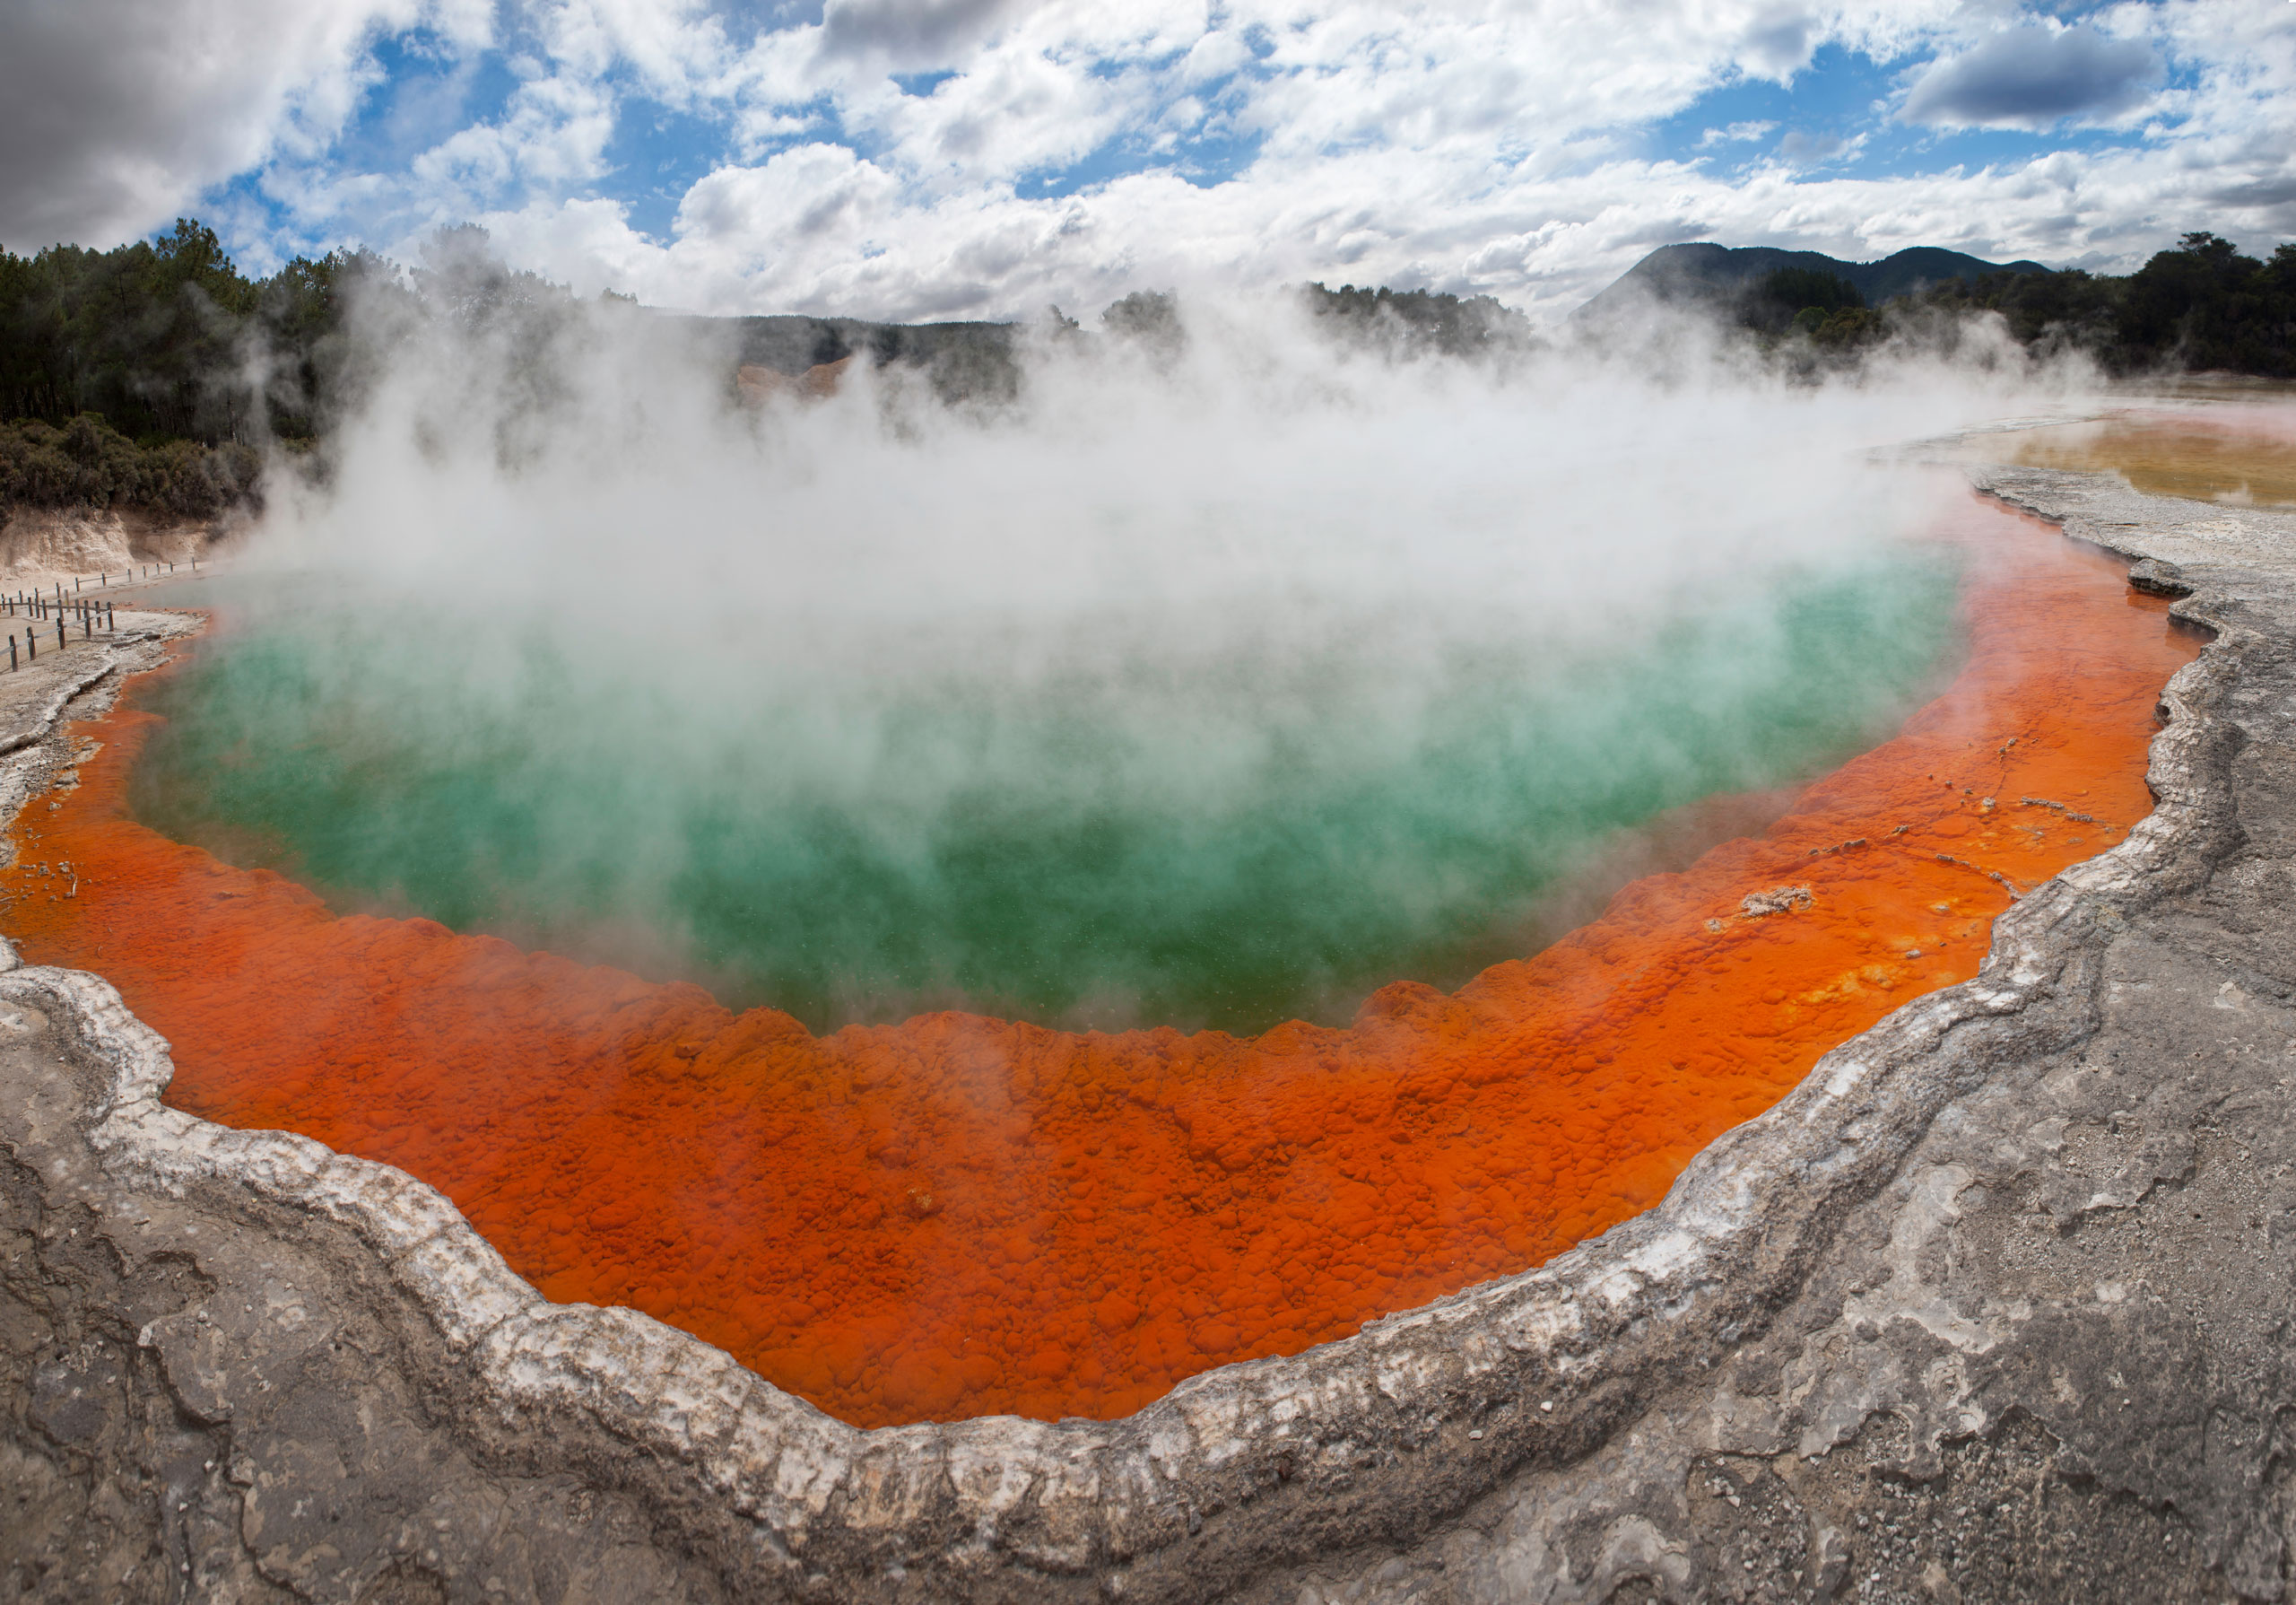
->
[4,220,2292,528]
[0,218,1026,519]
[1726,233,2296,376]
[0,219,396,519]
[1299,283,1537,356]
[0,219,383,441]
[1577,242,2048,323]
[1895,233,2296,376]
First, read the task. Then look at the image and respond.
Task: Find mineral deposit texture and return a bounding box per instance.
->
[2,459,2292,1602]
[0,499,2196,1430]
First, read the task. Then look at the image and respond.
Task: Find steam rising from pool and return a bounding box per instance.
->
[133,291,2069,1032]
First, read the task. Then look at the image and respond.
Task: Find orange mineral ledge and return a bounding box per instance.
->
[0,496,2202,1428]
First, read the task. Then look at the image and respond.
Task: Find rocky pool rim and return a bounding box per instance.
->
[0,455,2258,1596]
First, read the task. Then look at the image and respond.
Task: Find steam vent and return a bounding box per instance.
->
[9,412,2296,1601]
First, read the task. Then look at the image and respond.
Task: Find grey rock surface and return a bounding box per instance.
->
[1274,469,2296,1603]
[0,470,2292,1601]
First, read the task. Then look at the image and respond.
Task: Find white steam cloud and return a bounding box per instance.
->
[280,291,2073,688]
[178,283,2105,1028]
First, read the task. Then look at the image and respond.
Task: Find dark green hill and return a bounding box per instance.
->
[1576,242,2050,321]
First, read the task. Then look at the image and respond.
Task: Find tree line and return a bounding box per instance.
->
[4,219,2292,523]
[0,218,409,519]
[1752,232,2296,376]
[1300,283,1538,357]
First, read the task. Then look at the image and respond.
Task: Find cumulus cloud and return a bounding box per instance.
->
[1699,120,1779,147]
[0,0,430,252]
[1735,7,1820,80]
[6,0,2294,324]
[1900,22,2161,130]
[677,145,901,260]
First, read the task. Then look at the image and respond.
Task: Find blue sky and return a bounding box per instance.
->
[1645,40,2162,178]
[3,0,2292,322]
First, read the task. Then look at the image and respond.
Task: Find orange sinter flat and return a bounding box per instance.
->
[0,495,2202,1428]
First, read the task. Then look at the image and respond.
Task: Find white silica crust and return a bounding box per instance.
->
[0,471,2267,1593]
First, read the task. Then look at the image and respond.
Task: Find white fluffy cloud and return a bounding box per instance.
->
[0,0,489,254]
[5,0,2293,321]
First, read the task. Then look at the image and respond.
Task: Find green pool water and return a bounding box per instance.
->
[127,552,1961,1034]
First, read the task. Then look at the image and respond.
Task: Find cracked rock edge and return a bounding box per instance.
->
[0,470,2247,1592]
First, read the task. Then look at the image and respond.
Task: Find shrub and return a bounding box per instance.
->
[0,413,257,517]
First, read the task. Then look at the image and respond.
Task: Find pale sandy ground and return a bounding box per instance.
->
[0,503,227,591]
[0,560,214,603]
[0,602,192,680]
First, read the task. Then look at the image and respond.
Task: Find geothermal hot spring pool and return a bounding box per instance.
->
[0,416,2217,1428]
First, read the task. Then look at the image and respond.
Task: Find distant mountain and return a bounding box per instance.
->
[1576,242,2052,321]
